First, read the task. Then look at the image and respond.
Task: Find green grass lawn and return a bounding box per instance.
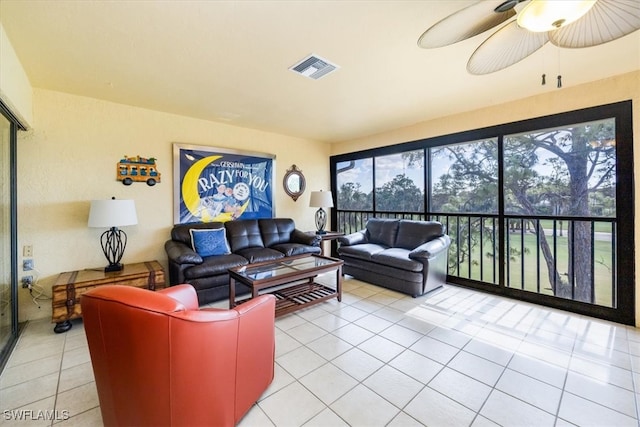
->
[451,229,615,308]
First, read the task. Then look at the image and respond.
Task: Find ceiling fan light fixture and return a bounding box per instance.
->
[517,0,597,32]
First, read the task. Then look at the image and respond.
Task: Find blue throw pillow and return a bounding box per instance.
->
[190,228,231,257]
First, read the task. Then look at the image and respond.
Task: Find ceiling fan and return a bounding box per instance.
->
[418,0,640,75]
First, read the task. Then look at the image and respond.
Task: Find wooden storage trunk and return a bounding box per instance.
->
[51,260,165,332]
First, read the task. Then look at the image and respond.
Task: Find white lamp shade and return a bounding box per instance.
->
[309,191,334,208]
[517,0,596,32]
[88,199,138,228]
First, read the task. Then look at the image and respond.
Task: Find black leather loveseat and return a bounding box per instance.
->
[165,218,321,304]
[337,218,450,297]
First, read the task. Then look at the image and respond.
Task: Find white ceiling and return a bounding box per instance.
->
[1,0,639,143]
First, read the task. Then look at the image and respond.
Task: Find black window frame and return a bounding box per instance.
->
[331,100,634,325]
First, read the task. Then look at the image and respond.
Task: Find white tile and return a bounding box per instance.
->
[305,334,352,361]
[379,324,423,348]
[0,353,61,389]
[332,348,384,381]
[353,313,393,334]
[558,391,638,427]
[0,372,58,410]
[276,346,327,379]
[285,322,328,345]
[302,408,349,427]
[238,404,275,427]
[568,353,634,391]
[386,411,425,427]
[564,371,637,417]
[428,367,492,412]
[331,384,399,426]
[463,337,514,366]
[299,363,357,405]
[331,323,374,346]
[259,382,325,427]
[495,369,562,414]
[54,381,100,420]
[58,361,95,393]
[410,335,459,365]
[447,350,504,387]
[358,335,405,363]
[309,313,350,332]
[371,306,406,323]
[56,406,103,426]
[516,341,572,369]
[275,329,303,357]
[480,390,556,427]
[389,349,444,385]
[329,304,368,322]
[275,313,307,331]
[363,365,423,408]
[428,325,472,348]
[260,363,295,400]
[507,353,567,389]
[404,386,476,427]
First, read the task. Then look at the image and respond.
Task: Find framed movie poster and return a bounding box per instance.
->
[173,144,276,224]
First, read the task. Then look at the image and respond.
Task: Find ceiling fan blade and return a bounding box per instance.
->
[467,21,548,75]
[550,0,640,48]
[418,0,518,49]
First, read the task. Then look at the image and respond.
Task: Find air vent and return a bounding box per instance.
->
[289,54,339,80]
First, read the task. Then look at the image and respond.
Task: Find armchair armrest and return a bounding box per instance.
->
[165,240,203,265]
[337,230,367,246]
[291,229,321,246]
[409,235,451,261]
[158,284,200,310]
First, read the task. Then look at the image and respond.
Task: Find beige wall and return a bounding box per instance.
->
[16,89,330,321]
[332,70,640,326]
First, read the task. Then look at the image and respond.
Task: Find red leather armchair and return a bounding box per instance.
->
[81,284,276,426]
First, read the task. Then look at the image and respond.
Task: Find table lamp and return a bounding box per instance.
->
[309,190,333,235]
[88,197,138,272]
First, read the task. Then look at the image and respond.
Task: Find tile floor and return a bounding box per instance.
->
[1,277,640,426]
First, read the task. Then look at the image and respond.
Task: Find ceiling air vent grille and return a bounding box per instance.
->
[289,54,339,80]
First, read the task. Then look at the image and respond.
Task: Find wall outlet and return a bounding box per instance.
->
[23,245,33,257]
[22,276,33,288]
[23,259,34,271]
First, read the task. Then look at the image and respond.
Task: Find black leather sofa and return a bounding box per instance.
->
[337,218,450,297]
[165,218,321,304]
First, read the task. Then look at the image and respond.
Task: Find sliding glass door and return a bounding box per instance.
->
[0,108,18,372]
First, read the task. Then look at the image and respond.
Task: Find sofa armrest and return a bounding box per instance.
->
[165,240,203,265]
[409,235,451,260]
[337,230,367,246]
[291,229,321,246]
[158,284,200,310]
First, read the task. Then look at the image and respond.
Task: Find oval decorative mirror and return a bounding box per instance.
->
[283,165,306,201]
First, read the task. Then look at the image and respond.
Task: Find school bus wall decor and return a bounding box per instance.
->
[117,155,161,186]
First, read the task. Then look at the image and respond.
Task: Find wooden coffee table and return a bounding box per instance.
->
[228,255,343,317]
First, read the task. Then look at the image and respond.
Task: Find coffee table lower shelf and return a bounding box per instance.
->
[236,281,338,317]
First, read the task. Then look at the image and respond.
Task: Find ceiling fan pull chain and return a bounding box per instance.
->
[541,74,546,86]
[557,75,562,88]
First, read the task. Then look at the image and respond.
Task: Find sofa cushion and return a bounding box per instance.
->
[365,218,399,247]
[190,228,231,257]
[259,218,295,247]
[371,248,423,272]
[172,222,224,246]
[183,253,248,279]
[234,247,284,264]
[395,220,445,250]
[338,243,386,261]
[225,220,265,252]
[271,243,321,257]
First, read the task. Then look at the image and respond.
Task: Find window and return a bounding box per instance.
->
[331,101,634,324]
